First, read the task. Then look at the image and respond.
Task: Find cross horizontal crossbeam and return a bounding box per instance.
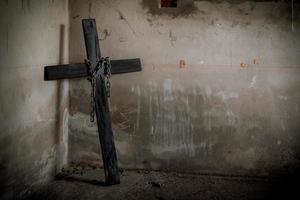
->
[44,58,141,80]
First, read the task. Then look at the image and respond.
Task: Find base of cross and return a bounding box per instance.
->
[95,72,120,185]
[44,19,142,185]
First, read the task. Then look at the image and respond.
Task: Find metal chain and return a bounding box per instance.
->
[86,57,111,122]
[105,57,111,98]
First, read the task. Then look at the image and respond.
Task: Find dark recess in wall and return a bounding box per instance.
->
[141,0,197,17]
[161,0,178,7]
[141,0,299,20]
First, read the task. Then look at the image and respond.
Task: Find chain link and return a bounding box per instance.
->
[86,57,111,122]
[105,57,111,98]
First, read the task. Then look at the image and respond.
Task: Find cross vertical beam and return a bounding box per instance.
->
[82,19,120,185]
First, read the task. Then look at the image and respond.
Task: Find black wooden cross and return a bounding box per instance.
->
[44,19,142,185]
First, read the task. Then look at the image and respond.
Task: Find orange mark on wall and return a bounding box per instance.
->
[179,59,186,68]
[240,62,248,68]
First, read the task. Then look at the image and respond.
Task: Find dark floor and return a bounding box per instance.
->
[22,166,299,200]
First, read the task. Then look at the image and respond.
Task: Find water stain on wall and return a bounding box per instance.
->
[88,2,92,18]
[6,23,8,53]
[169,30,177,46]
[21,0,31,12]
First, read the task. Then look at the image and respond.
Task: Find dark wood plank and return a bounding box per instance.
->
[82,19,101,67]
[44,63,87,80]
[44,58,141,80]
[83,19,120,185]
[110,58,142,74]
[95,74,120,185]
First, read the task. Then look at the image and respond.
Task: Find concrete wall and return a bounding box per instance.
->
[0,0,69,198]
[69,0,300,177]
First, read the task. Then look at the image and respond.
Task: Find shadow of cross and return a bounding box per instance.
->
[44,19,142,185]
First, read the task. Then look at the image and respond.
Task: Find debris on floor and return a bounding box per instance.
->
[21,166,298,200]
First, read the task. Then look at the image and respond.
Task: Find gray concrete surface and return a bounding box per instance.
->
[70,66,300,176]
[0,0,69,199]
[21,166,299,200]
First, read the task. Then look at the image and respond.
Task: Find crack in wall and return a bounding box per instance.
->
[88,2,92,18]
[6,23,8,54]
[116,9,137,36]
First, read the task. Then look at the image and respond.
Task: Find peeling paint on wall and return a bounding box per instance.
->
[6,23,8,54]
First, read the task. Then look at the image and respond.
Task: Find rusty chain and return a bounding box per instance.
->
[86,57,111,122]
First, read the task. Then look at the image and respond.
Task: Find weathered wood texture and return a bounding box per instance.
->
[82,19,120,185]
[44,59,141,80]
[82,19,101,70]
[95,75,120,185]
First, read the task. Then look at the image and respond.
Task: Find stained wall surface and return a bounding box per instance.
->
[0,0,69,199]
[4,0,299,198]
[68,0,300,176]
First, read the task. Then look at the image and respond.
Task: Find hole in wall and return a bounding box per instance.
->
[141,0,197,17]
[160,0,177,8]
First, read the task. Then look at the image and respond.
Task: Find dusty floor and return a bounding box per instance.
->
[22,166,298,200]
